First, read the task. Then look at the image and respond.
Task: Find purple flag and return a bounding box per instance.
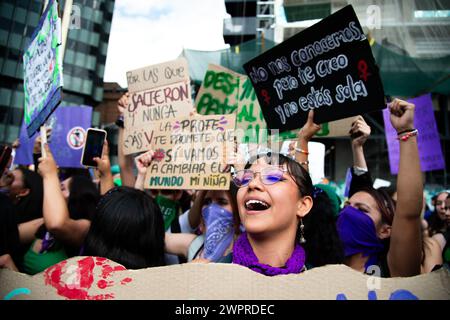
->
[383,94,445,175]
[14,106,93,168]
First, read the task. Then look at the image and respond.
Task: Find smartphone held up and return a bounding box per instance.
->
[81,128,107,167]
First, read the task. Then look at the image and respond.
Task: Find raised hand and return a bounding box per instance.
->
[134,150,154,191]
[135,150,154,176]
[33,127,52,154]
[38,144,58,178]
[350,116,371,148]
[388,98,415,133]
[117,92,129,116]
[298,110,321,141]
[93,140,111,177]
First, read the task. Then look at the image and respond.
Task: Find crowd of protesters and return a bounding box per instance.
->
[0,94,448,279]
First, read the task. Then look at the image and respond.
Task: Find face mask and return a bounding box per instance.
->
[155,195,179,231]
[202,203,234,262]
[337,205,385,268]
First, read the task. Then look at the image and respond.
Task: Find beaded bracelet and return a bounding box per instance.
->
[295,147,309,155]
[299,160,309,166]
[397,129,418,141]
[397,128,416,136]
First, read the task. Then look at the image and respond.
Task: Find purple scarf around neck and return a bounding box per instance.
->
[232,232,306,276]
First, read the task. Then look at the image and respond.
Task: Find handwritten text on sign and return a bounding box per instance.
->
[243,5,385,132]
[195,64,358,143]
[144,114,235,190]
[23,0,63,137]
[124,58,193,155]
[195,64,287,143]
[126,58,190,93]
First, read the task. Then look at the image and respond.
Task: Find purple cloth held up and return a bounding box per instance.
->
[232,232,306,276]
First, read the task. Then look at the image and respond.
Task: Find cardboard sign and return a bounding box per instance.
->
[1,256,449,300]
[123,58,194,155]
[14,106,93,168]
[383,94,445,174]
[243,5,385,132]
[195,64,240,115]
[126,58,190,93]
[315,116,358,138]
[236,75,266,142]
[23,0,63,137]
[144,114,235,190]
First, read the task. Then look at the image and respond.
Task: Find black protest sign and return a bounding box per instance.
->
[243,5,385,132]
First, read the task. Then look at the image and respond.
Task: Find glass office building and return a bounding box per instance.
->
[0,0,115,143]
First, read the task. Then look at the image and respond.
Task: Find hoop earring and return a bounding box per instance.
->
[299,219,306,244]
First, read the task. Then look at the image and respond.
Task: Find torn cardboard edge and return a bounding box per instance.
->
[126,58,190,93]
[1,256,449,300]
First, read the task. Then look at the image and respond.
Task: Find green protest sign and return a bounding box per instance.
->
[195,64,267,143]
[195,64,240,116]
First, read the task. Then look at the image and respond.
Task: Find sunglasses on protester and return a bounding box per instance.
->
[232,166,287,188]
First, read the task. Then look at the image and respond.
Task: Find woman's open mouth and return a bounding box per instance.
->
[245,199,271,213]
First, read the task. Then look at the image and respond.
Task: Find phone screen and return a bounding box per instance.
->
[81,129,106,167]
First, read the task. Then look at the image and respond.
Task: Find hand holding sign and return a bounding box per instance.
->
[350,116,371,147]
[298,110,321,141]
[117,92,129,116]
[134,150,155,191]
[388,99,415,133]
[37,144,58,178]
[33,127,53,154]
[135,150,155,176]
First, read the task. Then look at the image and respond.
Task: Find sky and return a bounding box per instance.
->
[103,0,229,88]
